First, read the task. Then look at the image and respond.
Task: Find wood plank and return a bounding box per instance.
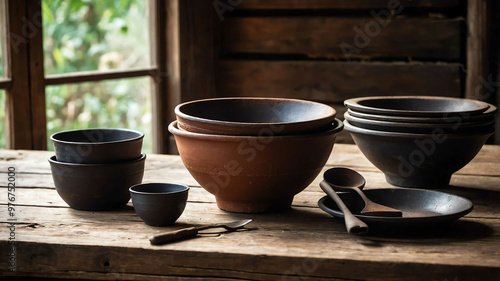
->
[217,60,462,102]
[27,1,47,150]
[44,67,157,85]
[222,17,462,60]
[4,0,33,149]
[238,0,460,10]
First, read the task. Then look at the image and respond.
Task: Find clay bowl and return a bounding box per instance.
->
[344,96,489,117]
[344,112,495,134]
[344,120,493,188]
[169,119,343,213]
[175,97,336,136]
[347,102,497,123]
[130,183,189,226]
[51,128,144,164]
[49,154,146,211]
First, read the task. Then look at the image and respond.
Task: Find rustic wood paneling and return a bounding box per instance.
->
[222,17,462,60]
[238,0,460,10]
[217,60,461,102]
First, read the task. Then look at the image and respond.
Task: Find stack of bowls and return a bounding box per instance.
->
[170,97,343,213]
[49,128,146,211]
[344,96,496,188]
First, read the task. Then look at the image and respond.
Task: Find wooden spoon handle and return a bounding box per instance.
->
[150,227,200,245]
[320,181,369,235]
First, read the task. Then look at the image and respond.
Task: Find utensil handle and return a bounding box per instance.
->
[150,227,200,245]
[320,181,369,235]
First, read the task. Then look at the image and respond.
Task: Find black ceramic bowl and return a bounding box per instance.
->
[344,112,495,134]
[344,96,489,117]
[51,128,144,164]
[344,120,493,188]
[175,97,336,136]
[347,102,497,124]
[49,154,146,211]
[130,183,189,226]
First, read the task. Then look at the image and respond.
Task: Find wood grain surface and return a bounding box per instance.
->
[1,144,500,280]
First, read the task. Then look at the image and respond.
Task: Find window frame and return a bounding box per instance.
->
[1,0,172,153]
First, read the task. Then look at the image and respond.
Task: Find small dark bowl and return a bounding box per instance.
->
[344,96,489,117]
[49,154,146,211]
[344,112,495,134]
[130,183,189,226]
[344,120,493,188]
[175,97,336,136]
[51,128,144,164]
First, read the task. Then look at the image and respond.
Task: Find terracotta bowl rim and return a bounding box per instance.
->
[50,128,144,145]
[344,120,495,138]
[169,119,344,141]
[175,97,336,126]
[344,96,490,116]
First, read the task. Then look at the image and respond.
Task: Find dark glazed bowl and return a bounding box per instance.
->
[344,96,489,117]
[344,121,493,188]
[51,128,144,164]
[347,103,497,124]
[49,154,146,211]
[344,112,495,134]
[130,183,189,226]
[169,119,343,213]
[175,97,336,136]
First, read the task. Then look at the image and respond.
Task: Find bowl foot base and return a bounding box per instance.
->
[215,196,294,213]
[385,174,452,188]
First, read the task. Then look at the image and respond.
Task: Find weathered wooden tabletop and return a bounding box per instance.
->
[1,144,499,281]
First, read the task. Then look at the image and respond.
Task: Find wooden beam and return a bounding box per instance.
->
[217,60,462,102]
[466,0,491,101]
[223,17,462,60]
[44,67,157,86]
[0,78,11,89]
[238,0,461,10]
[27,0,46,150]
[4,0,33,149]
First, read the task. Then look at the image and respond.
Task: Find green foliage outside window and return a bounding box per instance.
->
[43,0,152,152]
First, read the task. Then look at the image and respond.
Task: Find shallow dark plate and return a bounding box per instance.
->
[318,188,473,230]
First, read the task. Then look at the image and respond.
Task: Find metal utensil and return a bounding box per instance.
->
[150,219,253,245]
[320,181,368,235]
[324,168,403,217]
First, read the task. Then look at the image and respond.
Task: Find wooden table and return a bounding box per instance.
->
[1,144,500,280]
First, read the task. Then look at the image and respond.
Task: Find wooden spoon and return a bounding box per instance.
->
[320,181,368,235]
[324,167,403,217]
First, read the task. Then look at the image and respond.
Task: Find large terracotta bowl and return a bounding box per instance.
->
[344,112,495,134]
[175,97,336,136]
[344,96,489,117]
[49,154,146,211]
[51,128,144,164]
[169,120,343,213]
[344,120,493,188]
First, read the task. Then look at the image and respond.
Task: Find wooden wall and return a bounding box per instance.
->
[173,0,496,148]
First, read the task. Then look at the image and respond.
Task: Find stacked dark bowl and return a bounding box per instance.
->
[170,97,343,213]
[344,96,496,188]
[49,128,145,211]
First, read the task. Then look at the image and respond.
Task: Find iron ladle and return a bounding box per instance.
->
[324,167,402,217]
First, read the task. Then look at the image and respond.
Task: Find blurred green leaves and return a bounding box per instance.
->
[43,0,152,153]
